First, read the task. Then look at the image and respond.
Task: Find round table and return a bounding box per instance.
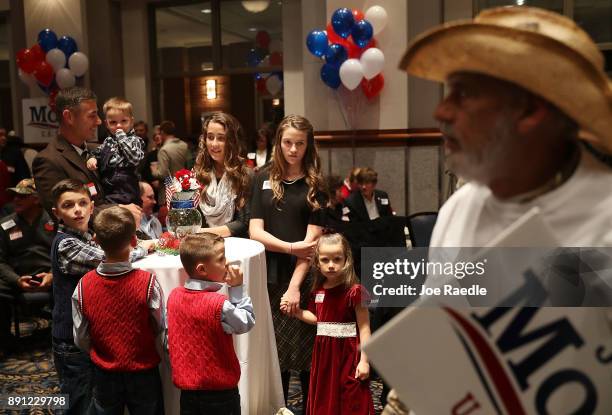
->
[135,237,285,415]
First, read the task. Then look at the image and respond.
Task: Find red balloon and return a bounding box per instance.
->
[256,30,271,50]
[29,44,46,63]
[352,9,365,21]
[342,37,362,59]
[361,74,384,100]
[16,48,38,73]
[256,78,268,95]
[270,51,283,66]
[326,23,344,45]
[33,60,54,87]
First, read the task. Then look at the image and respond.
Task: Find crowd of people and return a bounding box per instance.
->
[1,5,611,415]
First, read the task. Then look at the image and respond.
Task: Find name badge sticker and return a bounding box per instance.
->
[342,206,350,214]
[262,180,271,190]
[9,230,23,240]
[1,219,16,230]
[247,152,256,159]
[87,182,98,197]
[380,198,389,205]
[315,293,325,303]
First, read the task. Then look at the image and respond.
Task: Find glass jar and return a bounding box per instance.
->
[167,200,202,237]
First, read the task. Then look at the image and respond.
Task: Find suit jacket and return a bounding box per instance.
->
[156,138,191,179]
[344,189,392,222]
[32,135,106,216]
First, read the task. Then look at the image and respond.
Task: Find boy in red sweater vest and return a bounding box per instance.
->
[166,233,255,415]
[72,205,164,414]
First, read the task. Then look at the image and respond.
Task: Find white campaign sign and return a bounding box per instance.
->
[22,97,59,143]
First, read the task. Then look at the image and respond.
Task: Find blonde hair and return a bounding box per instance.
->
[311,233,358,291]
[195,112,250,209]
[270,115,324,210]
[179,232,224,276]
[103,97,134,118]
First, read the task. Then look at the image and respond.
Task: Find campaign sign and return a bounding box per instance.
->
[364,300,612,414]
[22,97,58,143]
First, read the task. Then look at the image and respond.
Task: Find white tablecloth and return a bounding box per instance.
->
[134,237,284,415]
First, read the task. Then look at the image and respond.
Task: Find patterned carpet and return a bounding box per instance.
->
[1,316,384,415]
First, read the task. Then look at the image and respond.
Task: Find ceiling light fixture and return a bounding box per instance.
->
[241,1,270,13]
[201,8,211,14]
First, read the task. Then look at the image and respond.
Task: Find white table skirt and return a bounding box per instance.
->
[134,237,284,415]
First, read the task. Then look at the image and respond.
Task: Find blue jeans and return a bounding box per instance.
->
[92,365,164,415]
[52,337,94,415]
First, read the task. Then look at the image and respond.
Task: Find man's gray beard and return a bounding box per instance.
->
[441,115,517,185]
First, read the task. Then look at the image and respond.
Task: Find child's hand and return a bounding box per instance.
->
[225,265,243,287]
[355,361,370,380]
[139,240,156,253]
[86,158,97,170]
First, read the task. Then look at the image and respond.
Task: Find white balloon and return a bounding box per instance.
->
[18,69,38,88]
[360,48,385,80]
[339,59,363,90]
[56,68,76,89]
[365,5,388,35]
[46,48,66,72]
[266,75,282,96]
[68,52,89,77]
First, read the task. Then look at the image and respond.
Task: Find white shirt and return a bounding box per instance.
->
[363,194,380,220]
[256,149,268,167]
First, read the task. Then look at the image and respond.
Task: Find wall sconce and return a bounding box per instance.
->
[272,98,280,106]
[206,79,217,100]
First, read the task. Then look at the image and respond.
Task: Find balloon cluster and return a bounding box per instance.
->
[246,30,284,97]
[16,28,90,109]
[306,6,387,100]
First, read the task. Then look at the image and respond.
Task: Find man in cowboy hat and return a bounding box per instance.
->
[398,6,612,247]
[378,6,612,414]
[0,179,54,354]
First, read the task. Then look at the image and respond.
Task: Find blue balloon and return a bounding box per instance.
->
[247,48,262,67]
[320,63,341,89]
[325,43,348,67]
[331,8,354,39]
[254,72,264,80]
[37,29,58,52]
[306,30,328,58]
[351,20,374,48]
[57,35,77,59]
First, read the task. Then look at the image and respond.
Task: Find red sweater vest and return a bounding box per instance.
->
[79,268,160,371]
[167,287,240,390]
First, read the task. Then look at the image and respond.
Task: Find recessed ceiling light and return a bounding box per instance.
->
[248,27,258,32]
[201,8,211,14]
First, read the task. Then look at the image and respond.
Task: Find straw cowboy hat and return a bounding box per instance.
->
[399,6,612,153]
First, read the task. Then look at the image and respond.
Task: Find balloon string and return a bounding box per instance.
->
[334,89,351,130]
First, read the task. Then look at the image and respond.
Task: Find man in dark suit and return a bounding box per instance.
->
[32,87,141,221]
[344,167,393,222]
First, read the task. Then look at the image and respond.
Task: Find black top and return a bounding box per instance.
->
[250,169,325,284]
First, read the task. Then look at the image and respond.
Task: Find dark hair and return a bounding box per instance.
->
[55,87,97,123]
[160,120,175,135]
[252,122,275,152]
[93,206,135,256]
[357,167,378,184]
[195,112,250,209]
[51,179,90,207]
[180,232,225,276]
[134,120,148,130]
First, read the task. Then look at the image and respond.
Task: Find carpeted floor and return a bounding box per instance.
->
[1,316,384,414]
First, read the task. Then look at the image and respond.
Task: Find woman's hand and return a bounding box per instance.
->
[289,240,316,260]
[281,286,300,315]
[355,361,370,380]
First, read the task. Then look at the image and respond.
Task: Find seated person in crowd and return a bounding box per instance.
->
[138,181,162,240]
[166,232,255,415]
[50,179,154,414]
[247,122,274,172]
[155,121,192,205]
[86,97,144,206]
[340,167,361,203]
[139,124,162,204]
[344,167,393,222]
[323,174,346,225]
[72,206,164,414]
[0,179,54,351]
[0,127,31,186]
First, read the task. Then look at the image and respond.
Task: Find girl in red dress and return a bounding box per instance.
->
[283,233,374,414]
